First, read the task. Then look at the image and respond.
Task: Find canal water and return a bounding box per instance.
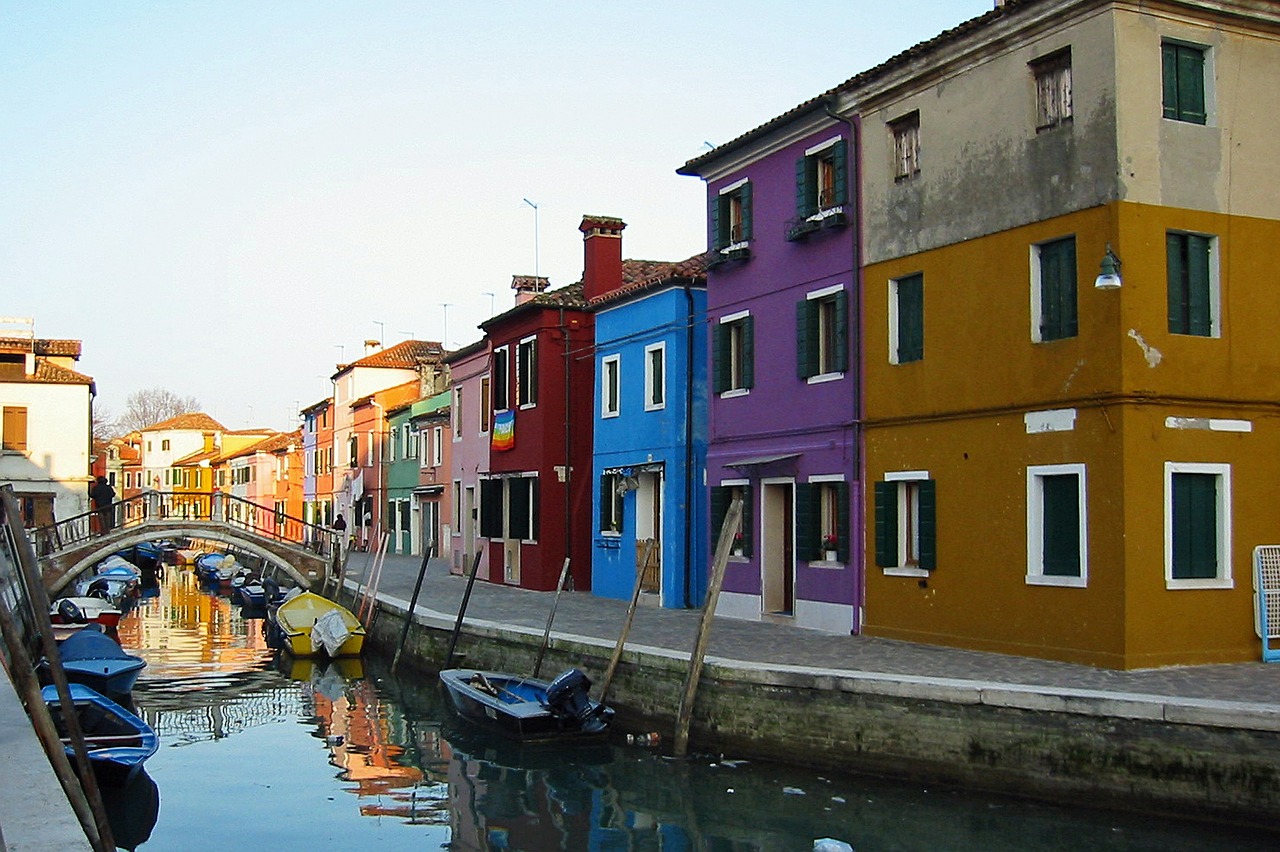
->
[105,570,1271,851]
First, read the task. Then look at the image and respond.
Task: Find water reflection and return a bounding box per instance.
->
[112,572,1270,851]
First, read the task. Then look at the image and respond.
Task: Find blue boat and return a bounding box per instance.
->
[439,668,614,742]
[42,684,158,780]
[41,628,146,697]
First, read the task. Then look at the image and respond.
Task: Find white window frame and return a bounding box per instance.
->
[719,310,751,399]
[888,274,922,365]
[601,354,621,418]
[806,283,844,382]
[1164,462,1233,590]
[517,334,537,409]
[644,342,666,411]
[718,177,751,249]
[479,374,491,434]
[883,470,930,578]
[452,386,464,440]
[432,426,443,467]
[492,346,510,412]
[1168,230,1222,338]
[1026,463,1088,588]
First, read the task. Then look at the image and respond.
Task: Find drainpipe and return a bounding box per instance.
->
[561,307,572,580]
[681,279,697,608]
[825,96,864,634]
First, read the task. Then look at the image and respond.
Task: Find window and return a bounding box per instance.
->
[161,439,171,451]
[645,343,665,410]
[479,476,539,541]
[797,479,849,563]
[479,376,491,433]
[1165,463,1232,588]
[797,287,847,380]
[601,355,620,417]
[796,138,847,218]
[711,483,753,557]
[713,313,754,395]
[348,433,358,467]
[875,473,936,575]
[599,473,624,534]
[1027,464,1087,587]
[1,406,27,451]
[432,426,443,467]
[1162,41,1207,125]
[890,112,920,180]
[889,273,924,364]
[1034,237,1078,342]
[1167,232,1217,337]
[453,386,464,439]
[492,346,510,411]
[713,179,753,250]
[517,336,537,407]
[1032,50,1072,131]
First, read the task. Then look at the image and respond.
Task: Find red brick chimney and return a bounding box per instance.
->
[580,215,626,301]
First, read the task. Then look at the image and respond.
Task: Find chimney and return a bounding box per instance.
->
[580,215,626,301]
[363,339,381,356]
[512,275,550,306]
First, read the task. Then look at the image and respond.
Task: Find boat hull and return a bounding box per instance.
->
[271,592,365,658]
[43,629,146,697]
[439,668,613,742]
[42,684,158,780]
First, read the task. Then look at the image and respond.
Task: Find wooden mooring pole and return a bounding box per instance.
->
[390,539,434,676]
[673,495,742,758]
[444,551,485,670]
[532,558,571,679]
[598,538,655,703]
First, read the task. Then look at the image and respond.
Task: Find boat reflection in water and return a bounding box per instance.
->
[100,769,159,852]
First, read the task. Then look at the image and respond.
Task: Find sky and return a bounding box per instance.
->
[2,1,995,432]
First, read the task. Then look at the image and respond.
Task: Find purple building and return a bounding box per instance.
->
[679,103,862,635]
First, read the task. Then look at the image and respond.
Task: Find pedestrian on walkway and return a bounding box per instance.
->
[332,513,348,568]
[90,476,116,533]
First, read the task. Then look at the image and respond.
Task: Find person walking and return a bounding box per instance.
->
[332,513,348,565]
[90,476,116,533]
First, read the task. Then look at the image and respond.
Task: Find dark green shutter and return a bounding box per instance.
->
[740,182,753,241]
[1167,233,1188,334]
[531,478,539,540]
[1172,473,1217,579]
[1187,234,1211,336]
[480,479,503,538]
[1162,43,1180,120]
[711,194,724,250]
[834,290,849,373]
[918,479,937,571]
[832,139,848,206]
[1041,474,1080,576]
[796,299,817,379]
[712,323,727,393]
[710,486,727,542]
[1040,238,1077,341]
[837,482,851,563]
[795,156,809,217]
[599,475,610,533]
[508,478,530,540]
[740,485,753,556]
[1177,46,1206,124]
[795,483,818,562]
[741,316,755,389]
[898,274,923,363]
[874,481,897,568]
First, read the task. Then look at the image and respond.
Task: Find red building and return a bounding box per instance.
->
[475,217,622,591]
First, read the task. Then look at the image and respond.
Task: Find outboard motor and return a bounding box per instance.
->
[57,599,86,624]
[545,669,612,730]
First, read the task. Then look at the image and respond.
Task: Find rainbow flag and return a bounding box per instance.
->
[492,409,515,451]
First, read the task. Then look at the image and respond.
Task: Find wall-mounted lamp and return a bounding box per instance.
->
[1095,244,1122,289]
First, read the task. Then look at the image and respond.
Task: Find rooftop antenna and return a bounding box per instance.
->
[440,303,454,349]
[522,198,540,279]
[333,344,344,364]
[373,320,385,346]
[482,291,496,317]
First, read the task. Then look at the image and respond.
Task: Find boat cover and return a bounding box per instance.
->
[311,608,352,657]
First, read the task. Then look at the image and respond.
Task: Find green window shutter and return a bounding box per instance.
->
[531,478,539,541]
[741,316,755,389]
[479,479,503,538]
[1040,238,1077,341]
[1162,43,1180,120]
[740,182,753,241]
[918,479,937,571]
[1177,46,1207,124]
[834,290,849,373]
[796,299,817,379]
[599,475,611,533]
[832,139,848,206]
[795,483,819,562]
[794,156,809,217]
[710,486,727,540]
[741,485,754,557]
[1172,473,1217,579]
[508,478,530,540]
[711,195,721,252]
[1167,233,1189,334]
[898,274,924,363]
[837,482,851,563]
[874,481,897,568]
[1187,234,1212,335]
[712,324,728,393]
[1041,474,1081,577]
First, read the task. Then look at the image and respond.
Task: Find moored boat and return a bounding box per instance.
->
[40,628,146,697]
[41,683,159,780]
[50,596,124,629]
[439,667,614,742]
[270,592,365,658]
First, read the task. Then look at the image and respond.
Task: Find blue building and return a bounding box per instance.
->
[588,222,707,608]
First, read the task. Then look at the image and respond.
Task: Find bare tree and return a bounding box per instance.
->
[92,402,116,439]
[113,387,203,433]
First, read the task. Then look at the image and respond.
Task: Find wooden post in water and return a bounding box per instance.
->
[359,532,390,622]
[674,494,742,758]
[599,538,655,703]
[444,550,485,670]
[391,538,435,675]
[532,558,571,679]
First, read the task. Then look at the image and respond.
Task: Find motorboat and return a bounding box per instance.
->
[39,628,146,697]
[269,592,365,658]
[50,596,123,629]
[438,668,614,742]
[42,683,159,780]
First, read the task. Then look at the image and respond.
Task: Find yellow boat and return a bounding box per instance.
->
[272,592,366,658]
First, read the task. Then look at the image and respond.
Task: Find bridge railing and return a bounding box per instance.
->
[30,491,339,559]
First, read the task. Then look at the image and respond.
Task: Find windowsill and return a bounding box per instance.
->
[806,372,844,385]
[1026,574,1087,588]
[644,404,665,412]
[519,403,537,411]
[1035,118,1073,134]
[602,411,620,419]
[720,388,749,399]
[883,566,928,578]
[1166,577,1233,590]
[893,171,920,184]
[811,559,844,568]
[1162,116,1210,127]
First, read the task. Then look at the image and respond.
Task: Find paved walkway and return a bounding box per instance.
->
[344,550,1280,709]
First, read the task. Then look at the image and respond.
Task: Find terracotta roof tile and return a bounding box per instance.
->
[343,339,446,372]
[588,254,708,308]
[26,360,94,385]
[144,412,228,432]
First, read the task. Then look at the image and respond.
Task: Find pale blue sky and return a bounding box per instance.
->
[2,1,994,430]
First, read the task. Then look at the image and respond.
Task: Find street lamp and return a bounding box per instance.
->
[1095,244,1122,289]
